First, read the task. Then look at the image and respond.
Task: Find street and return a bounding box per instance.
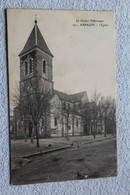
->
[11,137,117,185]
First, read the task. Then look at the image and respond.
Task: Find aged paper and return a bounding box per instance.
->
[7,9,117,185]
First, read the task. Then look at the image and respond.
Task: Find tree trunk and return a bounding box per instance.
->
[66,116,69,141]
[100,118,103,135]
[25,129,27,142]
[95,121,97,135]
[94,127,96,139]
[94,121,96,139]
[31,132,33,143]
[14,121,17,140]
[44,113,47,138]
[112,122,114,136]
[65,127,67,139]
[62,112,64,137]
[24,122,27,142]
[72,116,74,136]
[35,124,39,147]
[25,134,27,142]
[104,119,107,137]
[66,126,69,141]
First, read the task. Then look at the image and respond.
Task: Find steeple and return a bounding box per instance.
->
[34,16,38,45]
[19,18,53,57]
[19,17,54,94]
[34,14,37,24]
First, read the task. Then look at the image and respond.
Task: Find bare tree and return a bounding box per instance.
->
[50,94,76,140]
[110,101,116,136]
[99,96,116,137]
[62,102,71,141]
[13,78,51,147]
[82,102,93,135]
[81,90,116,139]
[90,90,102,139]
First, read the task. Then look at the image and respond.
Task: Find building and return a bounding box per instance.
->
[12,19,90,139]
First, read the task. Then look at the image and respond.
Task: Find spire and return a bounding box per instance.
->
[34,14,37,45]
[19,17,53,57]
[34,14,37,24]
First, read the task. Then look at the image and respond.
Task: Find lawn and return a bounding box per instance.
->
[11,138,117,185]
[11,134,114,170]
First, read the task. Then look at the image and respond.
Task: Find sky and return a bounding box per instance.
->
[7,9,116,114]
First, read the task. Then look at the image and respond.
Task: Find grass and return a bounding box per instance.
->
[11,138,117,185]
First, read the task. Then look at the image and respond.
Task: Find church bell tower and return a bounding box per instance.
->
[19,19,54,94]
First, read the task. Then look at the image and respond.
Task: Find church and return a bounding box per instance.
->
[13,19,90,139]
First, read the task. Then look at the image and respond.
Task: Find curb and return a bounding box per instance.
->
[22,145,71,159]
[22,137,115,159]
[82,136,115,145]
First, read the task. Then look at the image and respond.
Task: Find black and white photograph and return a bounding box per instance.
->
[7,9,117,185]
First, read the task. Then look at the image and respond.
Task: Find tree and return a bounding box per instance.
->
[99,96,116,137]
[82,90,116,138]
[90,90,102,139]
[13,77,51,147]
[82,102,94,135]
[50,94,77,140]
[110,102,116,136]
[62,102,71,141]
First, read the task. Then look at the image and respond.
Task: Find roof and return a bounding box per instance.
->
[54,90,87,103]
[70,91,88,102]
[82,101,96,109]
[19,22,53,57]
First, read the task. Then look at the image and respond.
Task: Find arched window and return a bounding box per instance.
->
[25,61,28,75]
[29,59,33,74]
[43,60,46,74]
[54,117,57,126]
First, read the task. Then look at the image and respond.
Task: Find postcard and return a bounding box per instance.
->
[7,9,117,185]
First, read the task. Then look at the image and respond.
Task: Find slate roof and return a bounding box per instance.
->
[19,23,53,57]
[54,90,88,103]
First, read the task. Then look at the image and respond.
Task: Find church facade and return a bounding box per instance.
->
[13,20,90,139]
